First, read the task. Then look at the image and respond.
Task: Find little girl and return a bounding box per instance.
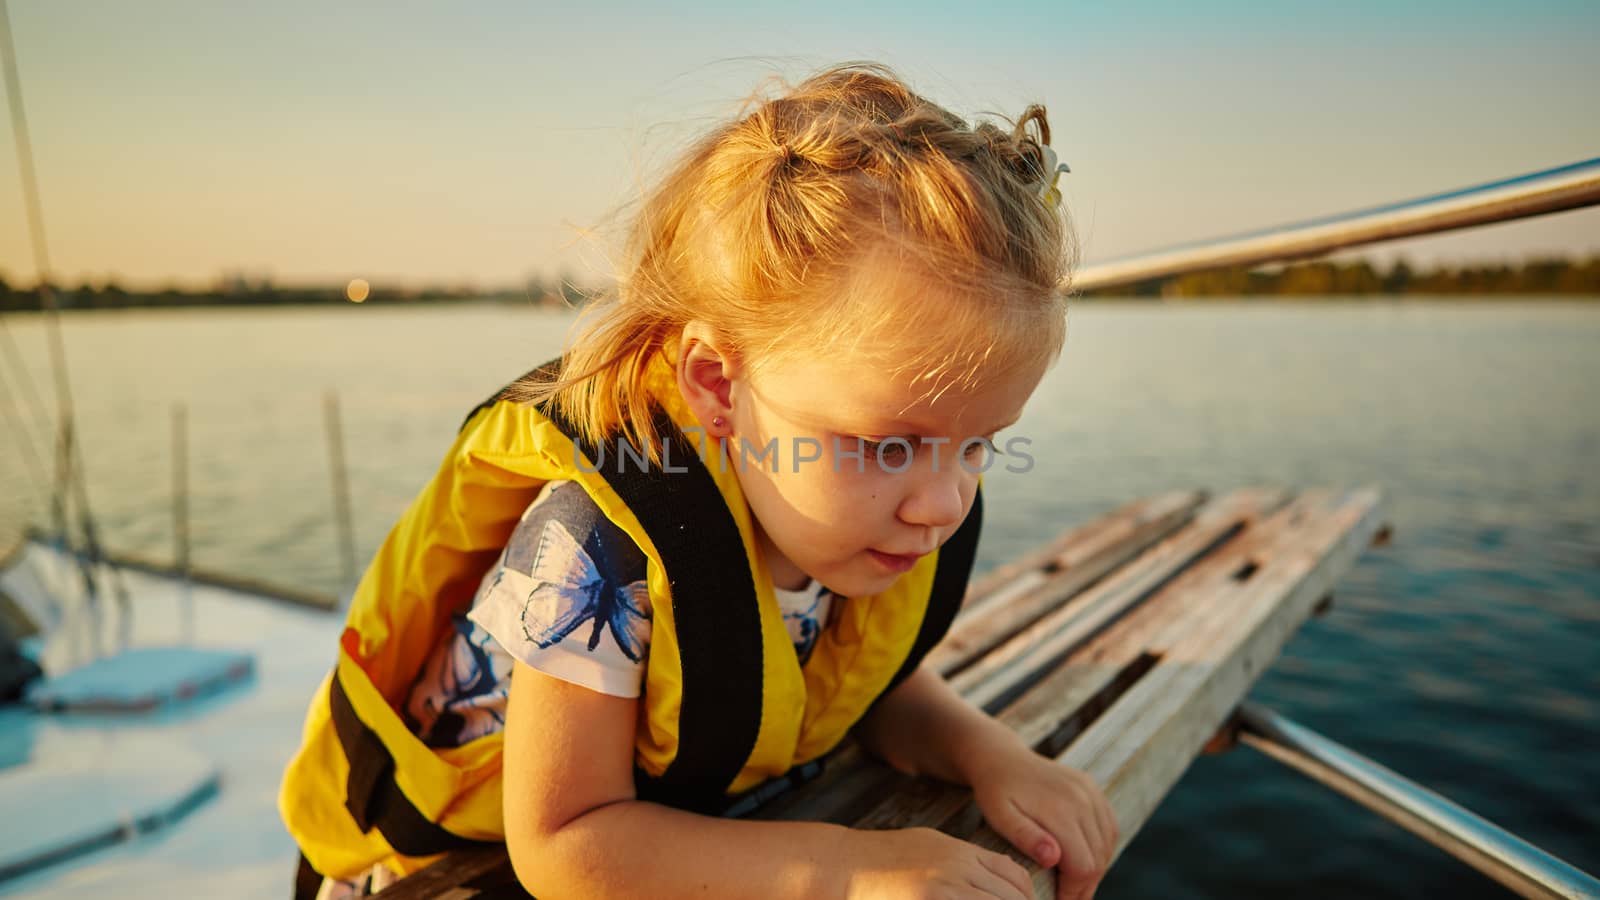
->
[281,63,1116,900]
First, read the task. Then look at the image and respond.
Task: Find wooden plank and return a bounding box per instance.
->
[948,488,1291,713]
[749,742,909,824]
[846,489,1336,845]
[967,487,1389,898]
[934,490,1207,677]
[1058,490,1361,820]
[999,488,1305,753]
[373,847,511,900]
[959,490,1203,611]
[764,488,1288,826]
[752,492,1197,824]
[844,488,1300,836]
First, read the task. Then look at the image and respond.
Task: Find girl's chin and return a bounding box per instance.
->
[810,559,906,598]
[776,548,907,598]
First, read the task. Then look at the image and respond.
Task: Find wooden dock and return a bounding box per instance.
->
[375,486,1390,899]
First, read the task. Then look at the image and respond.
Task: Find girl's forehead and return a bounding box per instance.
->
[749,350,1040,435]
[737,245,1060,433]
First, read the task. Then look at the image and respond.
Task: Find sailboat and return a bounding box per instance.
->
[0,1,348,886]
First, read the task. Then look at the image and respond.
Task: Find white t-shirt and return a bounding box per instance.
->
[403,480,835,749]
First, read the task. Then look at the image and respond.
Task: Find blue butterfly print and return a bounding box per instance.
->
[420,615,509,746]
[783,587,827,666]
[789,617,821,666]
[520,519,652,662]
[442,614,505,702]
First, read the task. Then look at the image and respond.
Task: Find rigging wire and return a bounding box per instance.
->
[0,357,50,493]
[2,0,132,654]
[0,359,49,569]
[0,0,71,435]
[0,314,52,448]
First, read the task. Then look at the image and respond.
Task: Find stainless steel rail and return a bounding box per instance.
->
[1236,702,1600,900]
[1070,157,1600,293]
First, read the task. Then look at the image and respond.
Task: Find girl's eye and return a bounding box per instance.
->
[860,438,908,466]
[964,436,1001,462]
[854,437,997,467]
[960,435,998,461]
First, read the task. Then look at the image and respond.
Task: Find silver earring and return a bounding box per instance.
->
[712,416,725,428]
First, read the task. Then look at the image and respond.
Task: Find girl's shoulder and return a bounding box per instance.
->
[467,480,655,688]
[500,480,651,592]
[403,479,657,746]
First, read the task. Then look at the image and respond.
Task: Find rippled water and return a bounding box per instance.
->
[2,300,1596,898]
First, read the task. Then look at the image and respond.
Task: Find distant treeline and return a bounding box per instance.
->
[2,255,1598,312]
[0,274,591,313]
[1082,255,1600,299]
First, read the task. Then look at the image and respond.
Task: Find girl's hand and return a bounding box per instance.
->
[969,744,1119,900]
[840,826,1034,900]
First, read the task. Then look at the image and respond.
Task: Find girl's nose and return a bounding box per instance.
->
[896,462,966,531]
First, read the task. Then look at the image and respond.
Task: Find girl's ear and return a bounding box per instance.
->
[676,321,739,437]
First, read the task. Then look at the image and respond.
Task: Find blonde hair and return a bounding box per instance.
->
[517,62,1075,462]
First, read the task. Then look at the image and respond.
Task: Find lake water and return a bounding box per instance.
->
[2,300,1596,898]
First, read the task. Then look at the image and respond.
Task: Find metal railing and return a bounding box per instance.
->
[1069,156,1600,293]
[1095,155,1600,896]
[1236,703,1600,900]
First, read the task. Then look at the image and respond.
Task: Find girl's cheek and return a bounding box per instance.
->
[826,446,868,479]
[831,455,891,487]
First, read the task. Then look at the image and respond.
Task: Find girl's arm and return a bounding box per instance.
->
[853,664,1021,785]
[502,660,1032,900]
[502,660,837,898]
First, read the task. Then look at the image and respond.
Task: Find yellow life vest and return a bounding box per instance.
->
[278,352,982,882]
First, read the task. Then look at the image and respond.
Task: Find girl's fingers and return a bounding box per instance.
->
[1062,780,1107,868]
[1055,821,1102,900]
[1078,777,1116,866]
[1064,770,1116,867]
[975,848,1034,900]
[994,797,1061,868]
[1095,794,1119,864]
[1039,777,1105,874]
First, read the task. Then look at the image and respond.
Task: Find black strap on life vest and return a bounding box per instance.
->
[328,669,499,857]
[484,359,767,812]
[291,852,322,900]
[550,407,768,814]
[324,355,984,856]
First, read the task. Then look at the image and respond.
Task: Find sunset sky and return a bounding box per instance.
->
[2,0,1597,291]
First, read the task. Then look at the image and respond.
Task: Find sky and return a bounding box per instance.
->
[1,0,1597,291]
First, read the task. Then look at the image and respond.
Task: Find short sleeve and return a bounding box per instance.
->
[467,480,654,698]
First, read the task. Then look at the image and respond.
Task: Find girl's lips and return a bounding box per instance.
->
[867,549,925,572]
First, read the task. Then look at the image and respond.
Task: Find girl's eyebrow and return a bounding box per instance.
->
[860,414,1021,440]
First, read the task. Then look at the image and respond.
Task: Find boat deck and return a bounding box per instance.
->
[376,485,1391,899]
[0,537,345,897]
